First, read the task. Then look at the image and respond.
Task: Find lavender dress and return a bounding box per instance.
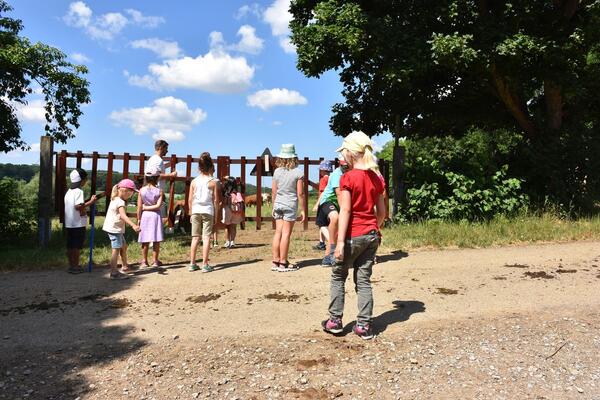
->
[138,186,164,243]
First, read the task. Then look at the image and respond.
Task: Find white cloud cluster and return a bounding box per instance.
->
[209,25,264,55]
[263,0,295,54]
[109,97,207,141]
[130,38,182,59]
[71,52,91,63]
[247,88,307,110]
[127,29,259,94]
[64,1,164,40]
[236,4,262,20]
[15,99,47,123]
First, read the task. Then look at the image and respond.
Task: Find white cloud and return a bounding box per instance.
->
[64,2,164,40]
[247,88,307,110]
[272,120,283,126]
[130,38,182,59]
[128,51,255,94]
[263,0,294,53]
[15,99,47,123]
[125,9,165,28]
[71,52,91,63]
[236,4,262,20]
[30,143,41,152]
[3,142,40,159]
[109,97,207,141]
[233,25,264,54]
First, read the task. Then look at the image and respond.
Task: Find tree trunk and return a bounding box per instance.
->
[490,64,538,138]
[544,80,563,131]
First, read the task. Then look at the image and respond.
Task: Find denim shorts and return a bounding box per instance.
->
[107,232,126,249]
[272,205,297,222]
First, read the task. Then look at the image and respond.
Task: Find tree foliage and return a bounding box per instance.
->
[0,1,90,152]
[290,0,600,138]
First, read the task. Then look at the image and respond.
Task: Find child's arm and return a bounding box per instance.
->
[188,181,195,211]
[271,179,278,206]
[136,191,142,222]
[211,180,222,224]
[375,194,386,228]
[334,190,351,261]
[296,177,305,222]
[142,190,164,211]
[118,205,140,232]
[75,194,97,212]
[313,190,325,212]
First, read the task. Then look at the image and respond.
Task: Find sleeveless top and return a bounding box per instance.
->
[191,175,215,215]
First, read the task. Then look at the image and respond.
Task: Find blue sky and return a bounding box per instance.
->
[1,0,391,172]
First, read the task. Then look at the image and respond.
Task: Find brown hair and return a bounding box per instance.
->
[145,175,159,186]
[275,157,298,170]
[154,140,168,151]
[198,152,214,174]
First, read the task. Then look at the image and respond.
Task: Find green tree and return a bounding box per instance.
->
[0,1,90,152]
[290,0,600,208]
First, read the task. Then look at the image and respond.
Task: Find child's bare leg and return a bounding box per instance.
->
[110,248,120,275]
[190,236,200,265]
[152,242,160,264]
[272,219,283,262]
[327,211,339,255]
[120,242,129,269]
[202,234,210,265]
[279,220,295,262]
[141,243,149,264]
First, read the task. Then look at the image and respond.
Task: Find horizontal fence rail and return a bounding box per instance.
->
[55,151,390,230]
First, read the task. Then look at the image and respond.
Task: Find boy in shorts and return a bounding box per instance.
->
[64,168,97,274]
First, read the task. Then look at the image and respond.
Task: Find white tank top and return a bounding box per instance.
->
[191,175,215,215]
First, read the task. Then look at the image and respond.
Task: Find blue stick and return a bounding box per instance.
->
[88,203,96,272]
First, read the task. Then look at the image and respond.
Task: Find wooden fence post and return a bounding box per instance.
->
[38,136,53,247]
[105,152,114,214]
[303,157,309,230]
[256,156,262,230]
[240,156,246,230]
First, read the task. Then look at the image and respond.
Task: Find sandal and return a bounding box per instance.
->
[121,266,136,274]
[277,261,299,272]
[150,262,161,268]
[139,262,150,269]
[270,261,280,271]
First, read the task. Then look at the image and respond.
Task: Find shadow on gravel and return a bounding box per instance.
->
[373,300,425,334]
[377,250,409,264]
[0,270,146,399]
[214,258,263,271]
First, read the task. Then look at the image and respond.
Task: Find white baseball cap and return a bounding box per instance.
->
[69,169,81,183]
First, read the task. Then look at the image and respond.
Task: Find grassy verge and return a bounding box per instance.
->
[380,213,600,251]
[3,213,600,271]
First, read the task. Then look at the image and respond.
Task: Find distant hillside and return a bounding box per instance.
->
[0,164,273,195]
[0,163,39,182]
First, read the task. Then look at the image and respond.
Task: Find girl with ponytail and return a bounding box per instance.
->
[321,131,386,340]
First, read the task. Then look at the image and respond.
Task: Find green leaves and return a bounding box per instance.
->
[0,0,90,152]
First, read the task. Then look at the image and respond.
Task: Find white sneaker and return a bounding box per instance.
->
[223,240,230,248]
[229,241,235,248]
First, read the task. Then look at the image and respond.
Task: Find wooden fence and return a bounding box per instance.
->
[53,150,390,230]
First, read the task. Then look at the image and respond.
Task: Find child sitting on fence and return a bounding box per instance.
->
[220,176,244,248]
[102,179,141,280]
[271,144,305,272]
[64,168,97,274]
[189,152,221,273]
[137,168,164,268]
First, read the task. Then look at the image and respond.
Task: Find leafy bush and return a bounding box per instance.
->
[401,164,528,221]
[0,176,38,242]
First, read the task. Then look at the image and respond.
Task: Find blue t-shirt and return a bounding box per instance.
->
[319,167,343,207]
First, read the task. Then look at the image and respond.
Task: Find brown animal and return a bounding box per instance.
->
[244,194,257,207]
[261,193,272,205]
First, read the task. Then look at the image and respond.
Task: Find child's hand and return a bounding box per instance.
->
[312,203,318,212]
[334,242,344,262]
[170,171,178,178]
[133,224,141,233]
[90,195,97,203]
[299,211,306,222]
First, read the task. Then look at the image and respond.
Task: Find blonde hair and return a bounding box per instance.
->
[110,184,119,200]
[275,157,298,170]
[346,146,378,170]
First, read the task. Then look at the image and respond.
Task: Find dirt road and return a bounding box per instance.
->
[1,238,599,399]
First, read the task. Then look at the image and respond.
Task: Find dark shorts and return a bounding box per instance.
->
[66,227,86,249]
[316,201,339,227]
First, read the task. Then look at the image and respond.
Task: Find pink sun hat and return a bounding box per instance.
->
[117,178,139,192]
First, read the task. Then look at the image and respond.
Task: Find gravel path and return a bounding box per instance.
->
[1,240,599,399]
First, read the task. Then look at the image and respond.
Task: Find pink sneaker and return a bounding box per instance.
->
[321,318,343,334]
[353,323,374,340]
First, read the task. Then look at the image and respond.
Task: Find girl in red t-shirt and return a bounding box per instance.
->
[321,131,386,340]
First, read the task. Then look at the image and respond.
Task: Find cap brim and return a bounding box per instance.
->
[335,145,345,153]
[277,154,297,158]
